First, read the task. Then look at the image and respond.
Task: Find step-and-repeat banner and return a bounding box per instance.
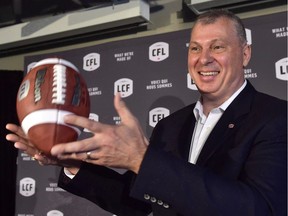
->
[15,12,287,216]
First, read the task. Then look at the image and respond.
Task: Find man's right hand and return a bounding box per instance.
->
[6,123,81,174]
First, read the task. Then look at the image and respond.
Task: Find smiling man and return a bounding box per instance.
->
[6,9,287,216]
[188,13,251,116]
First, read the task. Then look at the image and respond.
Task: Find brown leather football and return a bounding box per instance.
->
[16,58,90,156]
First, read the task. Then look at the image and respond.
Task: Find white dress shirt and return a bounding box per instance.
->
[188,80,247,164]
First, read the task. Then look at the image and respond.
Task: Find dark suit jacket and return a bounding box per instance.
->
[58,81,287,216]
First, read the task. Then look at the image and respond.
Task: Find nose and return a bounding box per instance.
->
[199,49,214,65]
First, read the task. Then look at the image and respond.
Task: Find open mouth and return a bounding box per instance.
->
[199,71,219,76]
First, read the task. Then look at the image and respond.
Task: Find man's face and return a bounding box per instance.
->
[188,18,251,103]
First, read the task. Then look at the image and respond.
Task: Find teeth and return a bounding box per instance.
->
[200,71,218,76]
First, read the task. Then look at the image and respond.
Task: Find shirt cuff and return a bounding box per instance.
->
[64,167,76,179]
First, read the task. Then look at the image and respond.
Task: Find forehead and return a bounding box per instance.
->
[190,18,238,42]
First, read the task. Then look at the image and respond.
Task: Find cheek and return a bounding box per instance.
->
[220,50,243,68]
[215,55,233,71]
[187,60,196,80]
[188,55,197,70]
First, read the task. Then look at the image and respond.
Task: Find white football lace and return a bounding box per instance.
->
[52,64,67,104]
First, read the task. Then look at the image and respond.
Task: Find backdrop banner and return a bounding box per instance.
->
[15,11,287,216]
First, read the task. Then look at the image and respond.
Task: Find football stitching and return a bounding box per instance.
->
[52,64,67,105]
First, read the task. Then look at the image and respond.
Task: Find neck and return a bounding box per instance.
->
[200,79,246,116]
[201,97,223,116]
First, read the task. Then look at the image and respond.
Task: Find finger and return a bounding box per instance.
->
[114,93,136,125]
[14,141,39,156]
[33,153,44,161]
[6,133,21,143]
[6,123,26,137]
[6,133,29,150]
[14,141,29,151]
[33,153,56,166]
[6,123,19,132]
[6,133,36,152]
[64,115,106,133]
[51,138,98,156]
[6,133,28,145]
[6,132,39,157]
[53,151,88,162]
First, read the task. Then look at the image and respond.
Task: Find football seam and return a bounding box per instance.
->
[21,109,81,135]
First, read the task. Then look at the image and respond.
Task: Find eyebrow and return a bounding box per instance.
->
[189,39,225,46]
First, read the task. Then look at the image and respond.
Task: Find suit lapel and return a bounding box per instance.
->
[178,108,196,160]
[196,81,256,165]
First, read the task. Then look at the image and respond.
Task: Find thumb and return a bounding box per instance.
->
[114,93,136,124]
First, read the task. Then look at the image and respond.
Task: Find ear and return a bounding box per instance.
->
[243,44,251,67]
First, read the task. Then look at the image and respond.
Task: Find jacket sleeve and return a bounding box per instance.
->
[58,162,151,216]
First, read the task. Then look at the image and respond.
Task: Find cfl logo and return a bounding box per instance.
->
[83,53,100,71]
[114,78,133,98]
[275,57,288,81]
[245,28,252,45]
[19,177,36,197]
[149,107,170,127]
[149,42,169,62]
[187,73,198,90]
[47,210,64,216]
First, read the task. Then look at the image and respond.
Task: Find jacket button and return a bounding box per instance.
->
[157,200,163,205]
[144,194,150,200]
[150,197,157,203]
[163,203,170,208]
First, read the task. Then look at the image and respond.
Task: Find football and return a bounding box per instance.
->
[16,58,90,156]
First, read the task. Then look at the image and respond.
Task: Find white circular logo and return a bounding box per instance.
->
[19,177,36,197]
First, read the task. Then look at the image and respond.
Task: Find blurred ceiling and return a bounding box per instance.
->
[0,0,129,27]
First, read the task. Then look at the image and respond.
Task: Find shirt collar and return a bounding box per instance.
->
[193,80,247,120]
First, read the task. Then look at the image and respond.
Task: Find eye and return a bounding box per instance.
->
[211,45,225,53]
[189,45,201,53]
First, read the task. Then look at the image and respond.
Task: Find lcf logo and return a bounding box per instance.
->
[114,78,133,98]
[149,42,169,62]
[275,57,288,81]
[83,53,100,71]
[187,73,198,90]
[149,107,170,127]
[19,177,36,197]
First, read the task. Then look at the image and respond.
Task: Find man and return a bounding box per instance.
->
[6,9,287,216]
